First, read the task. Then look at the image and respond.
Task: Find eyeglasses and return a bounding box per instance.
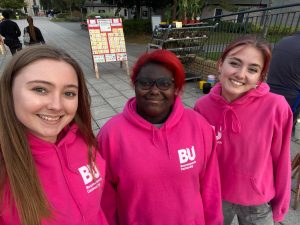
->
[135,77,175,91]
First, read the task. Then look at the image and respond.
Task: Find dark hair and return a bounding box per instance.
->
[2,10,10,19]
[131,50,185,93]
[0,45,96,225]
[218,35,272,81]
[27,16,37,42]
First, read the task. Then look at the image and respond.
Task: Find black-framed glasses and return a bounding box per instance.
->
[135,77,175,91]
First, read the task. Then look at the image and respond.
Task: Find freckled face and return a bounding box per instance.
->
[135,63,176,124]
[218,45,264,102]
[12,59,79,143]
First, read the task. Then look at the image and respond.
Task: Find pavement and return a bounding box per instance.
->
[0,17,299,225]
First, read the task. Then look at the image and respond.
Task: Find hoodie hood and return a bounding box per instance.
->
[208,82,270,133]
[28,123,78,156]
[123,96,184,158]
[123,96,184,129]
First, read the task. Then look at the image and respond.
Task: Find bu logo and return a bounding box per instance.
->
[78,164,100,184]
[178,146,196,164]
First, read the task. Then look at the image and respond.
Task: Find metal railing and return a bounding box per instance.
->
[199,3,300,60]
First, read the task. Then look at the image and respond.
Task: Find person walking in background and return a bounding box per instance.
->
[24,16,45,45]
[0,46,108,225]
[0,10,22,54]
[0,36,5,54]
[98,49,223,225]
[267,31,300,135]
[194,35,292,225]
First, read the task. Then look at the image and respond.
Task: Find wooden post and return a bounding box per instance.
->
[94,62,99,79]
[125,60,130,76]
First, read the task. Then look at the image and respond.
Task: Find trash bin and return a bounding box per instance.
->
[16,15,19,20]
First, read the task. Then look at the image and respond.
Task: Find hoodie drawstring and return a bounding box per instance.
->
[221,107,241,133]
[166,131,171,159]
[151,126,171,159]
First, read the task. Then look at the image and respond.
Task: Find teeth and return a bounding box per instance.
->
[231,80,243,86]
[38,115,61,121]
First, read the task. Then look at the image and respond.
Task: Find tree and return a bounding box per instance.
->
[40,0,85,13]
[0,0,26,10]
[104,0,174,19]
[40,0,52,10]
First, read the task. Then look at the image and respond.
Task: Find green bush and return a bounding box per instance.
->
[216,21,254,33]
[123,19,152,35]
[65,16,81,22]
[86,12,119,19]
[56,13,69,18]
[267,25,295,35]
[50,17,65,22]
[7,9,26,19]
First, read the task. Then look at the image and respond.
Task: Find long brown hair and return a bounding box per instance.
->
[0,45,97,225]
[27,16,37,42]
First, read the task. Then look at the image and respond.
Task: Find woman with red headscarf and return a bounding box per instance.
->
[97,49,223,225]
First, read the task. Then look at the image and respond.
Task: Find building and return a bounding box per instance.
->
[24,0,41,16]
[202,0,300,19]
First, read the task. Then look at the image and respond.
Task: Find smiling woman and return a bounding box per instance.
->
[194,35,293,225]
[12,59,79,143]
[0,46,108,225]
[97,49,223,225]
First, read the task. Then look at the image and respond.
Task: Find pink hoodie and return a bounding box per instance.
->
[194,82,293,222]
[1,124,108,225]
[97,96,223,225]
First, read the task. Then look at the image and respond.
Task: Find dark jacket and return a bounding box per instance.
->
[0,19,22,49]
[267,31,300,115]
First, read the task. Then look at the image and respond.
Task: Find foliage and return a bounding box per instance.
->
[123,19,152,35]
[104,0,173,19]
[267,25,297,36]
[104,0,173,10]
[211,20,298,36]
[163,5,172,24]
[87,12,118,19]
[50,17,65,22]
[40,0,85,11]
[0,0,26,9]
[65,15,82,22]
[177,0,188,20]
[219,0,238,12]
[55,13,69,18]
[177,0,205,21]
[212,20,254,34]
[188,0,205,20]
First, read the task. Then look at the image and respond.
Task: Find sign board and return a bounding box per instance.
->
[151,15,161,31]
[87,18,128,78]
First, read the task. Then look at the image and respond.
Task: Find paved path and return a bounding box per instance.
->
[0,17,299,224]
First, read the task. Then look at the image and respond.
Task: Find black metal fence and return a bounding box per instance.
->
[200,3,300,60]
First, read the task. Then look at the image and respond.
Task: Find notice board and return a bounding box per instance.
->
[87,18,128,78]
